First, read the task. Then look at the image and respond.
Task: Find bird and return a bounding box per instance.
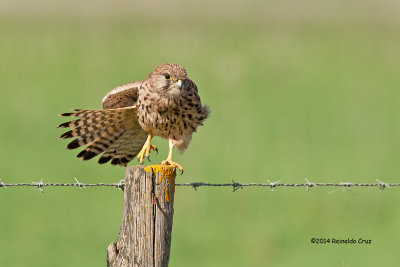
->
[57,63,209,173]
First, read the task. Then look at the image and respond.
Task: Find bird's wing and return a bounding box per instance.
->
[183,78,210,120]
[102,81,142,109]
[58,107,147,166]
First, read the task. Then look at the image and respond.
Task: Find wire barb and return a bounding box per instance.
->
[376,179,389,192]
[305,178,315,192]
[116,180,125,190]
[0,179,6,189]
[231,180,243,192]
[190,183,201,191]
[267,179,280,191]
[33,179,45,192]
[339,182,353,191]
[74,177,86,189]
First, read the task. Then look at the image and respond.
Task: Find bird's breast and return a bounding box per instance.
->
[137,95,205,143]
[137,107,192,141]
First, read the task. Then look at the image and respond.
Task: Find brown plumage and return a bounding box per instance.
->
[58,63,209,171]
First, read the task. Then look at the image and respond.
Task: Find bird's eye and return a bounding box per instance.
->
[164,74,171,80]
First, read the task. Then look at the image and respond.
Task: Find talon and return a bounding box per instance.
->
[161,159,184,174]
[137,151,145,164]
[137,148,146,164]
[147,144,157,158]
[137,134,156,164]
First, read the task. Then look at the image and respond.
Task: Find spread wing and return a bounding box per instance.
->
[58,81,148,166]
[102,81,142,109]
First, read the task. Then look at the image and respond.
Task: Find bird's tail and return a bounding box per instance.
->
[57,107,148,166]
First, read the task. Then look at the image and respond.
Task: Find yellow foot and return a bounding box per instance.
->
[137,142,158,164]
[161,159,184,174]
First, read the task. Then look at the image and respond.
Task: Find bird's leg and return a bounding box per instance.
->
[161,140,184,174]
[137,133,158,164]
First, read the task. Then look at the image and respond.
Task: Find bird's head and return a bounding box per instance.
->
[147,63,189,97]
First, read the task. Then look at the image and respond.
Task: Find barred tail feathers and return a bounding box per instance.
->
[58,107,147,166]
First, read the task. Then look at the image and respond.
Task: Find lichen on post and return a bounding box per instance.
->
[107,165,177,267]
[144,165,176,203]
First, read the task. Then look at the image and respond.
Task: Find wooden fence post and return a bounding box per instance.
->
[107,165,176,267]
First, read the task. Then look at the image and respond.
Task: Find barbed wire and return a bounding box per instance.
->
[0,178,399,192]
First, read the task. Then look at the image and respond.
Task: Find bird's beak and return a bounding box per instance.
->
[176,80,183,90]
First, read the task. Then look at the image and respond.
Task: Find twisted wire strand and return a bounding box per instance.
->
[0,178,398,192]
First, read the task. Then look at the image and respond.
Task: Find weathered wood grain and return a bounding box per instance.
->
[107,165,176,267]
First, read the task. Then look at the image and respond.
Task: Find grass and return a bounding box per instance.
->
[1,4,400,266]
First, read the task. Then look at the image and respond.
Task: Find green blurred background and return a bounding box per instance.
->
[1,0,400,266]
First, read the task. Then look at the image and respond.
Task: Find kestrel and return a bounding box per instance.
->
[58,63,209,172]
